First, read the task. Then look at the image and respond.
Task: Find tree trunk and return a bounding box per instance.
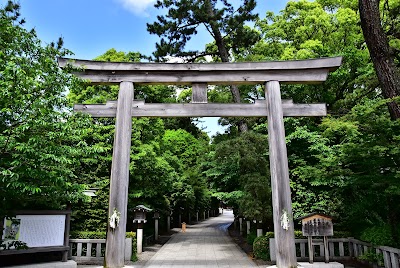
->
[359,0,400,120]
[207,2,248,132]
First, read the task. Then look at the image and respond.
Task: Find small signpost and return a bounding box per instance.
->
[299,213,334,264]
[133,205,152,254]
[0,210,71,262]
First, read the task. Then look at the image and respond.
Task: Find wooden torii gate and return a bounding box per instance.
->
[58,57,342,268]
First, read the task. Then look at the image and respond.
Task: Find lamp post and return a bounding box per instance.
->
[133,205,152,254]
[254,219,263,237]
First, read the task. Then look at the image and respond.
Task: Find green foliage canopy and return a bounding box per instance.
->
[0,2,95,218]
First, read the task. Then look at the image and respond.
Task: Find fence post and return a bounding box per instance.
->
[349,237,354,258]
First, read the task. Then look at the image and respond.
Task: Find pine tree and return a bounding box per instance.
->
[147,0,260,132]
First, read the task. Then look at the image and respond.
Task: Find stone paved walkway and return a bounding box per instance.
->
[142,210,257,268]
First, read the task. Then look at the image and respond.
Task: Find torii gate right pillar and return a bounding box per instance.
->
[266,81,297,268]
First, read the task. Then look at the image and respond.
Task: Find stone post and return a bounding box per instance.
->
[239,217,243,235]
[246,220,251,235]
[154,218,159,241]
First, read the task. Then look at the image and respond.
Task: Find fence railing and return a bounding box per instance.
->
[69,238,132,263]
[270,237,400,268]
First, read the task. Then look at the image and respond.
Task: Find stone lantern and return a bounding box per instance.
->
[133,205,152,254]
[253,219,263,237]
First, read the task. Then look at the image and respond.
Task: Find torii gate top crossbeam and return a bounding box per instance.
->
[58,57,342,85]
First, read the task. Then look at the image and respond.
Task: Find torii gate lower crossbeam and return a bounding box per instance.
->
[59,57,342,268]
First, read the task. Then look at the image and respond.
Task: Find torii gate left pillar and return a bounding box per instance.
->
[105,82,134,268]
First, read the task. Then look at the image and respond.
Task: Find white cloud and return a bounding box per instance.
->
[116,0,156,17]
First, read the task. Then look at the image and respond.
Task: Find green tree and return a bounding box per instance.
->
[147,0,261,132]
[160,129,211,214]
[68,48,213,230]
[0,2,94,221]
[321,98,400,244]
[253,0,373,114]
[204,132,272,223]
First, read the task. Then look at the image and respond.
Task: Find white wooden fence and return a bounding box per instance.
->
[270,237,400,268]
[69,238,132,263]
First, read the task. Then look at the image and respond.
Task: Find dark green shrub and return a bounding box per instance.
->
[246,232,257,245]
[360,225,398,247]
[333,231,351,238]
[253,232,274,260]
[252,230,307,260]
[358,249,384,266]
[70,231,106,239]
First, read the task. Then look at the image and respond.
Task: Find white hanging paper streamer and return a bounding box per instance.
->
[109,208,121,230]
[280,210,290,231]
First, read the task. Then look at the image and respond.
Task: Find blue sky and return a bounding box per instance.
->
[1,0,289,136]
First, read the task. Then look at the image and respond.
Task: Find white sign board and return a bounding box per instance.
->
[3,215,66,247]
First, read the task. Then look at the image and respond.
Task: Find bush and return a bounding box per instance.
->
[358,249,384,266]
[252,230,312,260]
[70,231,106,239]
[333,231,351,238]
[360,225,398,247]
[246,232,257,245]
[253,232,274,260]
[294,230,304,238]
